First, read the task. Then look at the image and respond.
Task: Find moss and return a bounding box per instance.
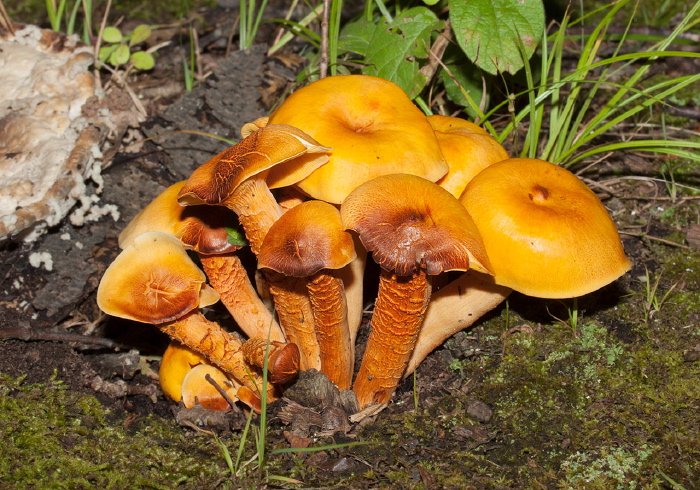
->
[0,373,242,489]
[467,305,700,488]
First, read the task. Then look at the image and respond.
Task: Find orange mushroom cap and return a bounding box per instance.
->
[341,174,491,276]
[460,158,631,298]
[258,200,356,276]
[267,75,448,204]
[119,181,241,255]
[181,363,239,410]
[97,231,220,324]
[428,115,509,198]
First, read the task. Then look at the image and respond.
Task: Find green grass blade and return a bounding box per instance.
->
[233,408,255,474]
[267,3,323,55]
[515,25,542,159]
[569,140,700,167]
[239,0,248,49]
[214,433,235,475]
[329,0,343,76]
[561,72,700,164]
[374,0,393,23]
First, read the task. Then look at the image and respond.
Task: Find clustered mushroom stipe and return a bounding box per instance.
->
[97,74,631,415]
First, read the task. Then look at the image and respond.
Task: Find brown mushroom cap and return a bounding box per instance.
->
[241,338,301,385]
[341,173,491,276]
[428,115,509,198]
[460,158,631,298]
[97,231,220,324]
[267,75,448,204]
[258,200,356,276]
[119,181,240,255]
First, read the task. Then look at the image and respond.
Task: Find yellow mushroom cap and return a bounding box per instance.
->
[159,341,209,403]
[428,115,509,198]
[267,75,448,204]
[258,200,356,276]
[97,231,220,324]
[460,158,632,298]
[341,174,491,276]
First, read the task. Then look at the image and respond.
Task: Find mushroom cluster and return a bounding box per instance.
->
[97,75,631,414]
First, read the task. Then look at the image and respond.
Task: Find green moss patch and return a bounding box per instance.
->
[0,373,238,489]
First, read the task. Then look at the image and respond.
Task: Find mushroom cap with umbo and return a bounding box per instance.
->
[258,200,357,276]
[428,115,509,198]
[97,231,220,324]
[460,158,631,298]
[267,75,448,204]
[341,173,491,277]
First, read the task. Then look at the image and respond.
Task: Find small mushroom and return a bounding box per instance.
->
[258,200,356,389]
[96,231,264,394]
[181,363,240,411]
[241,338,301,385]
[428,115,509,198]
[159,341,243,411]
[341,174,492,408]
[119,181,284,342]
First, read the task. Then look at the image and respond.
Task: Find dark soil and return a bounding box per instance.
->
[1,2,699,489]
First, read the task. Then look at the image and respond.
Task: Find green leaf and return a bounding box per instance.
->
[129,24,152,46]
[109,44,130,66]
[225,226,249,247]
[440,62,489,119]
[338,17,377,57]
[362,7,443,98]
[98,45,118,63]
[130,51,155,70]
[102,26,123,44]
[450,0,545,75]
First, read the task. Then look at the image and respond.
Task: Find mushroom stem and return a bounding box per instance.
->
[307,271,353,390]
[353,269,431,409]
[341,237,367,349]
[404,271,511,378]
[158,310,265,394]
[225,176,282,256]
[199,253,285,342]
[265,271,322,371]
